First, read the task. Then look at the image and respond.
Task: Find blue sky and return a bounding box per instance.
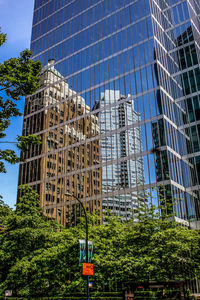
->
[0,0,35,208]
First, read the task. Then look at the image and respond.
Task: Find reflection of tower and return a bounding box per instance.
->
[151,120,168,182]
[176,26,200,220]
[18,60,102,225]
[152,48,170,184]
[94,90,144,219]
[151,16,200,221]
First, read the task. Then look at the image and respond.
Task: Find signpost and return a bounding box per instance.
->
[80,241,94,299]
[65,192,91,300]
[82,263,94,276]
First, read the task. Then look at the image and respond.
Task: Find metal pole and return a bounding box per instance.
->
[72,195,89,300]
[86,213,89,300]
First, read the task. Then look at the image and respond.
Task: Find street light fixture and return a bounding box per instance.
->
[65,192,90,300]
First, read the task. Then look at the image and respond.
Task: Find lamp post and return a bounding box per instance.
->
[65,192,89,300]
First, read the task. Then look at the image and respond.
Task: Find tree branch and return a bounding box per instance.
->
[0,84,13,92]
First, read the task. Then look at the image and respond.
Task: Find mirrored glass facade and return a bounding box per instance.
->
[18,0,200,225]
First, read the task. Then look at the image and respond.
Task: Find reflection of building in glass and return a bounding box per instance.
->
[176,26,200,220]
[94,90,144,219]
[151,18,200,221]
[151,119,168,182]
[18,60,102,226]
[20,0,200,228]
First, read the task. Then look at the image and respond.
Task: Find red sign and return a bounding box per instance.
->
[82,263,94,276]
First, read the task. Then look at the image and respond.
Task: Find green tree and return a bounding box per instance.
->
[0,29,42,173]
[91,209,200,294]
[0,185,82,298]
[0,187,200,297]
[0,185,63,296]
[0,31,6,47]
[0,197,13,230]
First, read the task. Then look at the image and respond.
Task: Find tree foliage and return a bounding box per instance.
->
[0,30,6,47]
[0,186,200,297]
[0,29,42,173]
[0,48,41,100]
[0,197,13,229]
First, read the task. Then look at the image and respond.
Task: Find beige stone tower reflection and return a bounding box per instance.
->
[18,60,102,226]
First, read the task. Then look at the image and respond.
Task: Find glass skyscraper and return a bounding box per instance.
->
[18,0,200,225]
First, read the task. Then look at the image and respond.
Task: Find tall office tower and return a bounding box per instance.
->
[93,90,144,220]
[19,0,200,224]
